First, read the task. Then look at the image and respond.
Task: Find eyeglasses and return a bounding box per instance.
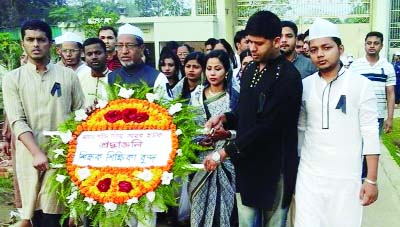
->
[61,49,80,54]
[177,52,189,57]
[115,43,141,50]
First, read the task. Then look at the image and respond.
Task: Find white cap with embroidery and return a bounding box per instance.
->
[309,18,340,41]
[54,35,63,45]
[60,32,83,44]
[118,23,143,40]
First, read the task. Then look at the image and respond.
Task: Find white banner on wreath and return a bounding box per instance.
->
[73,130,173,168]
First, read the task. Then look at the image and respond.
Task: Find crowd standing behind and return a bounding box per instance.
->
[0,8,394,227]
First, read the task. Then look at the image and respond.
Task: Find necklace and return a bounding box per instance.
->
[207,88,223,96]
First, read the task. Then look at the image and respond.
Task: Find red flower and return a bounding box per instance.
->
[97,178,111,192]
[121,108,138,123]
[118,181,133,193]
[104,110,122,123]
[132,112,149,123]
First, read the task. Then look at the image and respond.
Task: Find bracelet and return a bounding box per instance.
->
[364,178,377,186]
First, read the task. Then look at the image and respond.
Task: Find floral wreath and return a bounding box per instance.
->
[47,80,202,225]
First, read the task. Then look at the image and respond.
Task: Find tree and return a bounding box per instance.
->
[0,0,67,28]
[49,0,119,38]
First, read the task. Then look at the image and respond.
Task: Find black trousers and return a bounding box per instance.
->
[31,210,67,227]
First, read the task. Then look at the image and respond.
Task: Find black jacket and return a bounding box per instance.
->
[224,55,302,209]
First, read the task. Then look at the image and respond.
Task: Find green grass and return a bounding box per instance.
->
[0,176,13,205]
[381,117,400,167]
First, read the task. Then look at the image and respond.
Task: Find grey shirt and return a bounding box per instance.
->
[292,54,318,79]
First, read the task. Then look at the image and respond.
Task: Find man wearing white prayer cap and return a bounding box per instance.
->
[108,23,168,99]
[295,18,380,227]
[58,32,91,77]
[107,24,168,227]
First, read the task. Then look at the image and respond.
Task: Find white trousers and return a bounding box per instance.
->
[295,171,363,227]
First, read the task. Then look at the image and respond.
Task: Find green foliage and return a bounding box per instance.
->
[382,118,400,167]
[0,33,23,71]
[49,1,119,38]
[120,0,191,17]
[0,0,66,28]
[0,176,13,205]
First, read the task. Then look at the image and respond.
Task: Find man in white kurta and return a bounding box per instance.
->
[80,38,111,108]
[295,18,380,227]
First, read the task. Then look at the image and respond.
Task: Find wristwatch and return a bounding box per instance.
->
[211,151,221,163]
[228,130,236,140]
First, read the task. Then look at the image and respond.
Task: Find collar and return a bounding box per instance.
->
[91,67,111,78]
[26,60,51,74]
[362,55,386,67]
[318,63,346,82]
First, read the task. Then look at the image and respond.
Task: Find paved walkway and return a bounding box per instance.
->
[362,143,400,227]
[362,109,400,227]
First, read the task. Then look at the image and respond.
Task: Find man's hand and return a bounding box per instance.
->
[209,128,231,141]
[359,181,378,206]
[198,136,215,147]
[0,141,11,156]
[32,151,49,172]
[205,114,226,131]
[384,118,393,133]
[203,149,228,172]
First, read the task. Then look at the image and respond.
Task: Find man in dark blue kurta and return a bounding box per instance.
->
[108,23,167,91]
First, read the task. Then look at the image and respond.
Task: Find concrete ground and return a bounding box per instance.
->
[362,143,400,227]
[362,108,400,227]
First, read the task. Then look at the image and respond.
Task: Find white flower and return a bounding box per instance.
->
[137,169,153,182]
[146,191,155,202]
[96,99,108,109]
[161,172,173,185]
[146,93,160,103]
[71,184,78,192]
[77,167,91,181]
[126,197,139,206]
[175,129,182,136]
[104,202,117,211]
[176,149,182,156]
[74,109,88,121]
[50,163,65,169]
[118,87,134,99]
[9,210,21,219]
[66,191,78,204]
[52,149,66,159]
[84,197,97,206]
[168,103,182,115]
[59,130,73,144]
[56,174,67,183]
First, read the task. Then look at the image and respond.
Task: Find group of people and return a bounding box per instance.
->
[0,8,396,227]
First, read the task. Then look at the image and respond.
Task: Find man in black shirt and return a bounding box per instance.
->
[204,10,302,227]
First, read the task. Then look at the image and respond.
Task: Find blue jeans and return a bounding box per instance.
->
[236,176,288,227]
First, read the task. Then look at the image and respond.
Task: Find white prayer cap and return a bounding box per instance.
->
[54,35,63,45]
[395,51,400,56]
[118,23,143,40]
[61,32,83,44]
[309,18,340,41]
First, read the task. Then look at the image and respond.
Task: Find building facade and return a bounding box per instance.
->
[78,0,396,63]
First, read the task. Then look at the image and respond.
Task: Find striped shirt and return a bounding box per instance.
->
[350,57,396,118]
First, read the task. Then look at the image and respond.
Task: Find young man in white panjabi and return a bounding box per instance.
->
[295,18,380,227]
